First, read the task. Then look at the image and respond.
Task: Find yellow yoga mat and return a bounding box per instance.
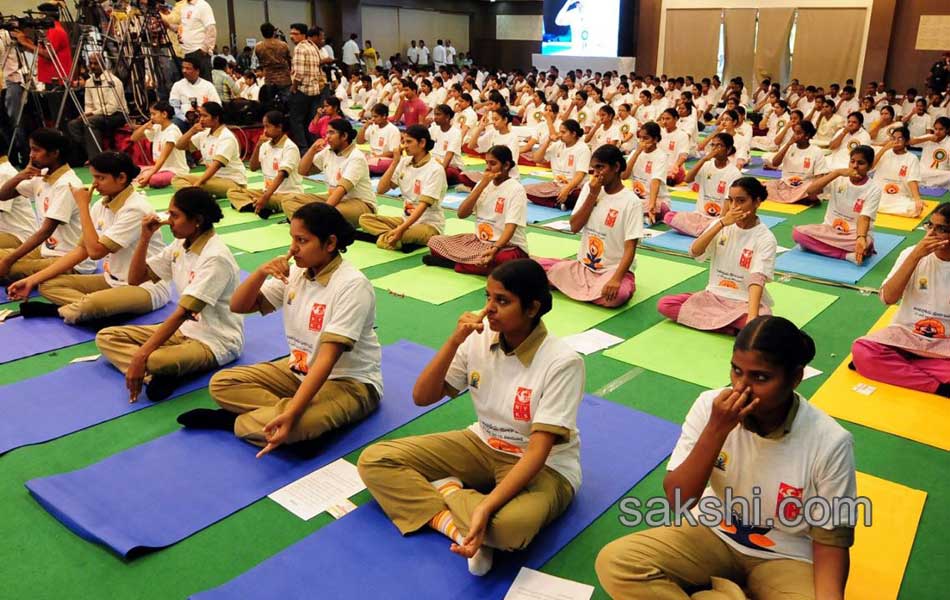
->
[758,200,812,215]
[847,472,926,600]
[874,201,939,232]
[462,155,486,167]
[518,165,555,178]
[811,306,950,450]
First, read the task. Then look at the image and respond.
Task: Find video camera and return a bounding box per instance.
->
[0,11,56,32]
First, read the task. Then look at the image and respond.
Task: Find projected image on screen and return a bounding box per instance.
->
[542,0,620,57]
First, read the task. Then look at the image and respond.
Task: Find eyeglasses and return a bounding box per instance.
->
[925,222,950,235]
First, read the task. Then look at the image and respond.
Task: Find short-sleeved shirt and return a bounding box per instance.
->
[261,258,383,394]
[828,128,872,169]
[474,177,528,252]
[874,150,921,198]
[148,230,245,365]
[179,0,215,53]
[392,155,447,232]
[589,121,624,151]
[779,143,828,185]
[37,22,71,85]
[259,135,303,193]
[697,221,777,305]
[445,322,585,490]
[312,144,376,207]
[453,107,478,130]
[545,140,588,187]
[144,123,190,176]
[364,122,402,158]
[630,147,670,203]
[885,247,950,339]
[192,125,248,185]
[399,97,429,126]
[572,184,643,273]
[0,159,37,244]
[169,77,221,121]
[694,160,741,218]
[921,137,950,172]
[821,177,881,234]
[668,390,856,562]
[429,124,464,170]
[15,165,95,273]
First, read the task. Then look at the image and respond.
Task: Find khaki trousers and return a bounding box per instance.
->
[209,358,380,446]
[0,232,23,248]
[595,522,815,600]
[226,188,295,212]
[357,429,575,551]
[172,174,244,199]
[279,192,375,227]
[96,325,219,377]
[0,247,52,281]
[357,214,439,250]
[39,274,155,324]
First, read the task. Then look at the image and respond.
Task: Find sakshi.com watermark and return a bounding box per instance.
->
[616,488,873,529]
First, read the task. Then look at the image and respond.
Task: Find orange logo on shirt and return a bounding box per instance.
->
[776,482,804,521]
[476,222,494,241]
[403,200,415,216]
[914,318,946,338]
[45,236,58,250]
[704,202,722,217]
[605,208,619,227]
[309,303,327,331]
[832,218,851,233]
[413,179,422,196]
[899,165,908,177]
[718,279,739,289]
[716,180,727,195]
[494,197,505,213]
[289,349,310,375]
[513,387,533,421]
[853,198,865,213]
[632,180,647,198]
[803,157,811,169]
[568,154,575,168]
[884,183,900,195]
[788,176,804,187]
[486,437,524,454]
[584,235,605,271]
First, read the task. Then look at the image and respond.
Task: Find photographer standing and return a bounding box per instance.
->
[177,0,216,81]
[13,3,72,86]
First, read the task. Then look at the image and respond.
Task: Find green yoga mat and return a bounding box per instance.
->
[372,266,485,304]
[147,192,175,211]
[603,283,839,388]
[217,206,276,228]
[219,223,290,252]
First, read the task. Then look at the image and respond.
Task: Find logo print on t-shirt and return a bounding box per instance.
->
[899,164,908,177]
[513,386,532,421]
[605,208,619,227]
[914,318,946,338]
[469,371,480,389]
[832,218,851,233]
[494,197,505,213]
[714,451,728,471]
[776,482,804,521]
[645,160,653,175]
[376,136,385,147]
[884,183,900,195]
[568,154,575,168]
[584,235,605,271]
[918,277,928,290]
[716,180,727,195]
[413,179,422,195]
[803,157,811,169]
[289,349,310,376]
[309,303,327,331]
[704,202,722,217]
[476,222,494,241]
[739,248,753,269]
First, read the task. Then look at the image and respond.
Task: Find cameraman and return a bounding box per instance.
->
[168,56,220,130]
[13,3,72,86]
[66,54,127,166]
[176,0,216,81]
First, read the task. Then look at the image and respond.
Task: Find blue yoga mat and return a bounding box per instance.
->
[920,185,948,199]
[0,314,285,455]
[0,301,180,364]
[775,230,904,284]
[743,167,781,179]
[0,287,37,304]
[26,341,441,557]
[190,396,681,600]
[645,202,786,253]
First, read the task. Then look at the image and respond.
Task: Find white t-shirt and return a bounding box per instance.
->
[445,326,585,491]
[453,107,478,131]
[258,135,303,194]
[906,113,933,139]
[0,160,37,244]
[392,155,447,232]
[669,390,856,562]
[549,140,591,183]
[179,0,215,53]
[630,147,670,204]
[92,188,170,309]
[828,128,872,169]
[148,231,245,365]
[821,177,881,234]
[572,184,643,273]
[697,221,777,305]
[169,77,221,121]
[886,247,950,339]
[261,260,383,394]
[192,126,247,185]
[364,122,402,158]
[874,150,921,198]
[312,145,376,207]
[432,44,446,66]
[342,39,360,65]
[662,128,690,167]
[478,128,521,178]
[429,124,464,170]
[779,144,828,185]
[920,137,950,172]
[694,161,741,218]
[144,123,189,176]
[571,104,595,129]
[15,166,95,273]
[474,177,528,252]
[589,121,623,150]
